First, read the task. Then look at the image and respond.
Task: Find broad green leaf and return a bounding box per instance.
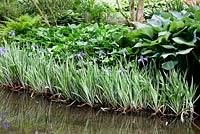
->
[171,11,183,19]
[133,22,149,29]
[161,53,175,59]
[169,20,185,33]
[194,10,200,20]
[133,42,142,47]
[162,61,178,70]
[134,42,157,48]
[147,19,162,29]
[176,48,193,55]
[173,38,195,46]
[147,15,171,29]
[156,31,171,43]
[151,53,161,58]
[127,27,156,40]
[141,50,154,55]
[172,27,187,37]
[173,29,197,46]
[173,37,195,46]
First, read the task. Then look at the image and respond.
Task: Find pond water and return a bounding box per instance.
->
[0,89,200,134]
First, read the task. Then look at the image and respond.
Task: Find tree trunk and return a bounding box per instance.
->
[129,0,135,21]
[136,0,144,22]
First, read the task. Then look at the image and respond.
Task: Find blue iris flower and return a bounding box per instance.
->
[8,30,15,36]
[31,44,38,50]
[137,56,148,68]
[77,52,85,59]
[0,47,6,55]
[2,122,10,129]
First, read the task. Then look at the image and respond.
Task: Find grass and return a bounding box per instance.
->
[0,43,198,118]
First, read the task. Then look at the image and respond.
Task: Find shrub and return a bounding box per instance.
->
[0,1,20,21]
[121,7,200,71]
[0,14,42,37]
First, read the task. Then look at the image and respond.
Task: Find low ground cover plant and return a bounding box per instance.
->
[2,22,130,66]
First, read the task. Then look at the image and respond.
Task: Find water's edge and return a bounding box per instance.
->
[0,89,199,134]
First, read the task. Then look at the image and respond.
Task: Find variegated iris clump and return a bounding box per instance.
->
[0,45,198,118]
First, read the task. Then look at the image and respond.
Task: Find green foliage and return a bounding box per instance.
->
[122,8,200,71]
[0,15,42,36]
[82,1,112,23]
[15,0,113,25]
[7,23,129,65]
[0,1,20,21]
[144,0,168,19]
[56,10,84,25]
[166,0,184,12]
[144,0,184,19]
[0,44,198,116]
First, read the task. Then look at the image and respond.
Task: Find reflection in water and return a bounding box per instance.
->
[0,89,199,134]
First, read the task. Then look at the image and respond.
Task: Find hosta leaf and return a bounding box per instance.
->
[161,53,175,59]
[134,42,142,47]
[147,18,162,29]
[194,10,200,20]
[151,53,161,58]
[141,50,154,55]
[133,22,149,29]
[156,31,171,43]
[147,15,171,29]
[134,42,156,48]
[127,27,156,40]
[162,61,178,70]
[169,20,185,33]
[176,48,193,55]
[172,27,187,37]
[172,29,197,46]
[171,11,183,19]
[173,35,196,46]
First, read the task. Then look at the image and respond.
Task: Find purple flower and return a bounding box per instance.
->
[8,30,15,36]
[2,122,10,129]
[77,52,85,59]
[99,50,105,57]
[137,56,148,68]
[0,47,6,55]
[31,44,38,50]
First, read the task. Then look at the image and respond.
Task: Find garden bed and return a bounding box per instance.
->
[0,45,198,119]
[0,0,200,120]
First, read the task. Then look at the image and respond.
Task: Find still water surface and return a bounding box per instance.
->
[0,89,200,134]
